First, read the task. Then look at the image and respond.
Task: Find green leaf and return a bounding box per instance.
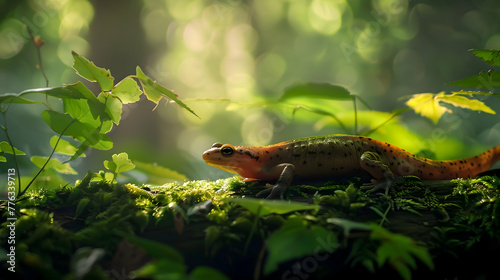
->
[136,66,199,118]
[67,143,89,162]
[371,225,434,280]
[225,197,319,216]
[72,51,114,91]
[41,110,113,150]
[112,77,142,104]
[447,71,500,88]
[74,197,90,219]
[31,156,77,174]
[91,171,115,182]
[63,82,98,101]
[126,234,184,262]
[280,83,351,102]
[49,136,85,157]
[134,161,189,183]
[103,152,135,174]
[264,217,337,275]
[63,97,113,134]
[133,259,186,280]
[188,266,229,280]
[46,83,99,100]
[1,84,96,104]
[470,49,500,66]
[0,156,6,162]
[63,98,103,127]
[405,92,448,124]
[135,66,163,102]
[326,218,372,237]
[98,92,123,124]
[0,141,26,155]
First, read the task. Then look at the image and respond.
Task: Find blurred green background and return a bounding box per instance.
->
[1,0,500,184]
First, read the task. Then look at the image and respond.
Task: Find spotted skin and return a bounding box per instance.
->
[202,135,500,198]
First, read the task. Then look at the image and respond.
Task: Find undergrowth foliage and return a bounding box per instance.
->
[1,37,499,280]
[2,49,498,198]
[0,51,198,198]
[190,49,500,137]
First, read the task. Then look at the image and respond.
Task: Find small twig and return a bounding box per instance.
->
[26,25,49,87]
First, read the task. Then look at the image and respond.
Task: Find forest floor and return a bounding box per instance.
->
[2,171,500,280]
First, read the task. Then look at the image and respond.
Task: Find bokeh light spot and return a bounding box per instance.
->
[308,0,343,35]
[241,112,274,146]
[0,19,25,59]
[255,52,287,89]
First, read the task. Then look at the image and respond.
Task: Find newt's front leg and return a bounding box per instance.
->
[256,163,295,199]
[359,151,395,194]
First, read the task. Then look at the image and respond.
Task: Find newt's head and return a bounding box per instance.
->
[202,142,262,178]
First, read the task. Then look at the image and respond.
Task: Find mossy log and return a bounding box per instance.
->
[1,174,499,280]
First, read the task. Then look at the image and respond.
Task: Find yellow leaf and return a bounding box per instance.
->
[405,92,449,124]
[441,93,496,114]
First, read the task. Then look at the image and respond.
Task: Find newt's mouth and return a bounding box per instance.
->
[203,149,243,175]
[203,159,245,175]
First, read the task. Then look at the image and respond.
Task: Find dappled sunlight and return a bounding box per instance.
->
[255,52,287,89]
[240,111,275,146]
[1,0,500,182]
[309,0,345,35]
[58,1,93,39]
[0,19,26,59]
[2,2,500,279]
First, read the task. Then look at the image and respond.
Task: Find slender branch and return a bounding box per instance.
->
[18,119,76,198]
[26,25,49,87]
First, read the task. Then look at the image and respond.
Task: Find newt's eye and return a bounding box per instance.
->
[212,142,223,148]
[220,144,234,156]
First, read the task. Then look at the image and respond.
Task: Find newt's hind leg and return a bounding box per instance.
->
[359,151,395,194]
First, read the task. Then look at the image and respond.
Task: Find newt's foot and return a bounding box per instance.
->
[256,183,287,199]
[361,179,393,195]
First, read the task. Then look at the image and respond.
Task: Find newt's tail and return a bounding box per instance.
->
[485,145,500,170]
[461,145,500,178]
[428,145,500,180]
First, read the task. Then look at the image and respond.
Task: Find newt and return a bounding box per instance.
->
[202,135,500,199]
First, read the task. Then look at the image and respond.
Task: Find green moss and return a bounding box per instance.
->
[2,174,500,279]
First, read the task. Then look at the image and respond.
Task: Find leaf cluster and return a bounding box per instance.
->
[0,51,197,198]
[406,49,500,123]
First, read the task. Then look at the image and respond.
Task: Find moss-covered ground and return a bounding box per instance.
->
[1,172,500,279]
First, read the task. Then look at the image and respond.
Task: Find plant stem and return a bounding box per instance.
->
[352,96,358,135]
[18,119,76,198]
[1,110,22,196]
[26,25,49,87]
[244,205,262,255]
[254,243,267,280]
